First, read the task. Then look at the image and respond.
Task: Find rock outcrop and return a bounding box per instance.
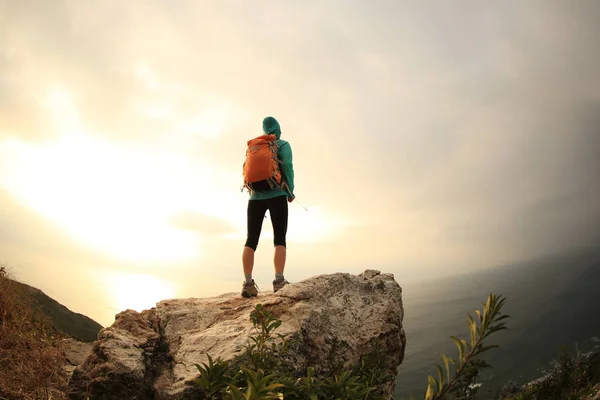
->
[61,338,93,376]
[68,270,406,399]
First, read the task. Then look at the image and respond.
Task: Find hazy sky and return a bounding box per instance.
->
[1,1,599,326]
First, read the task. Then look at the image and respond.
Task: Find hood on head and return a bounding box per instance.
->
[262,116,281,139]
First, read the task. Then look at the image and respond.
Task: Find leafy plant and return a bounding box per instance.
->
[195,354,234,398]
[408,293,509,400]
[319,370,377,399]
[228,368,284,400]
[192,303,389,399]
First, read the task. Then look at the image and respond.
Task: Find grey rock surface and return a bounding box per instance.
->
[68,270,406,399]
[61,338,93,376]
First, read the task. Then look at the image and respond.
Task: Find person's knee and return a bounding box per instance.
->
[245,238,259,251]
[273,236,286,248]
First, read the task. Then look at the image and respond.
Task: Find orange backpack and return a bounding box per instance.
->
[242,134,283,193]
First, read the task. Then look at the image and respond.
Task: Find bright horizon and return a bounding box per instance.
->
[1,1,599,327]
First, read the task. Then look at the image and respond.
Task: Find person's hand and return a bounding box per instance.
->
[288,196,295,203]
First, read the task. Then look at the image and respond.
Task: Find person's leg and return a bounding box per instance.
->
[274,246,286,276]
[268,195,289,291]
[242,199,267,297]
[242,246,255,277]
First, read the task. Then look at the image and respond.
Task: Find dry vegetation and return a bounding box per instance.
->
[0,266,68,400]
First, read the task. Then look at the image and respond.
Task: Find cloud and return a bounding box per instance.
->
[169,211,237,236]
[1,0,599,278]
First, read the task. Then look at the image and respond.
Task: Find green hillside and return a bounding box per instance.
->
[13,280,103,343]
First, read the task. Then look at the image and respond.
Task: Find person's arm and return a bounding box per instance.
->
[279,142,295,199]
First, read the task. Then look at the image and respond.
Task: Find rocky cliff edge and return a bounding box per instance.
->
[68,270,406,399]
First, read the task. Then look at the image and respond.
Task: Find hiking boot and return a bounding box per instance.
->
[273,278,289,293]
[241,280,259,298]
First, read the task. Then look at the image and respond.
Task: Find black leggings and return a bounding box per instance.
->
[245,195,288,251]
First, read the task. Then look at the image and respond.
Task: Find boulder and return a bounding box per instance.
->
[61,338,93,376]
[68,270,406,399]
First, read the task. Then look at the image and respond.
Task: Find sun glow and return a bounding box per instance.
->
[135,61,227,139]
[0,85,345,265]
[109,272,175,313]
[0,87,240,263]
[288,206,345,243]
[0,135,205,262]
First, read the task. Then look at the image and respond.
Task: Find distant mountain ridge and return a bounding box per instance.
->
[13,280,103,342]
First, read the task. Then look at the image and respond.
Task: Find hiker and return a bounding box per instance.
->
[241,116,295,298]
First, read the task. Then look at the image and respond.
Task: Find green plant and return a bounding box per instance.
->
[244,304,287,372]
[319,370,377,398]
[228,368,284,400]
[408,293,509,400]
[195,354,235,398]
[192,303,389,399]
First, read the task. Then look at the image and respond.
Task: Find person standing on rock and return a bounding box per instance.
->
[240,116,295,297]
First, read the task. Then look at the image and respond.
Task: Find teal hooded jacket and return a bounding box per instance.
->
[249,116,295,201]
